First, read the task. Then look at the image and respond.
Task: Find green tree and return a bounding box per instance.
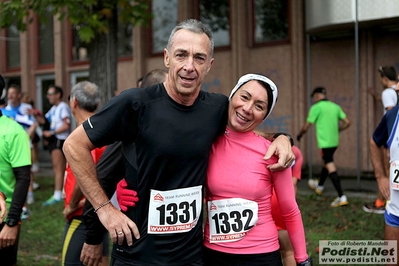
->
[0,0,151,104]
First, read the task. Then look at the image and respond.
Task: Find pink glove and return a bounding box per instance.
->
[116,178,139,212]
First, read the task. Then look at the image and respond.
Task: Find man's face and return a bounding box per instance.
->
[380,76,388,88]
[47,87,60,105]
[164,29,214,99]
[7,87,21,106]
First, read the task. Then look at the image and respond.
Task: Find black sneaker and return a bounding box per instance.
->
[362,202,385,214]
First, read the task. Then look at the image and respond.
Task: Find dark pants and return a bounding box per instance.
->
[203,247,282,266]
[62,217,109,265]
[320,147,337,164]
[47,136,65,153]
[110,257,203,266]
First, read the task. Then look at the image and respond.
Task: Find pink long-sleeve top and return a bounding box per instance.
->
[203,127,308,262]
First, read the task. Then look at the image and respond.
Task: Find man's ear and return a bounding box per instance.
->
[72,97,78,108]
[164,49,170,68]
[205,58,214,75]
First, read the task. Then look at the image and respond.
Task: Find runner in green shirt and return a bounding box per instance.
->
[0,75,31,266]
[297,87,351,208]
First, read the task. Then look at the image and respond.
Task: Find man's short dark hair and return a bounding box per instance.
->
[378,66,397,81]
[311,86,327,97]
[49,85,63,98]
[8,84,22,93]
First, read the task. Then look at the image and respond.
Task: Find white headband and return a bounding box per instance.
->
[229,74,278,120]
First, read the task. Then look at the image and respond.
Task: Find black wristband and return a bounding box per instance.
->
[273,132,294,146]
[297,258,313,266]
[6,217,21,227]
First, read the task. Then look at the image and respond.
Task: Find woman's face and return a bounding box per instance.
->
[228,80,269,133]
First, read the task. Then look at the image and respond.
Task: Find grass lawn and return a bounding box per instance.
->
[18,175,64,266]
[298,194,385,266]
[15,175,385,266]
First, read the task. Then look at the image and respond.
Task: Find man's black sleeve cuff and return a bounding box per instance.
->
[273,132,294,146]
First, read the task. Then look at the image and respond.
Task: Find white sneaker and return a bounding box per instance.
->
[27,194,34,204]
[308,179,324,195]
[31,163,40,173]
[32,182,40,190]
[331,195,349,207]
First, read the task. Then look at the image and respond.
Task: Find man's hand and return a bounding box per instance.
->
[42,130,53,138]
[116,179,139,212]
[0,224,19,249]
[63,199,85,220]
[80,243,103,266]
[296,134,302,142]
[376,176,390,201]
[264,135,295,171]
[96,204,140,246]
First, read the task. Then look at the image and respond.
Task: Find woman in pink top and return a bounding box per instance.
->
[203,74,310,266]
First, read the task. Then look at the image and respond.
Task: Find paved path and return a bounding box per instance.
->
[297,175,378,200]
[35,147,53,177]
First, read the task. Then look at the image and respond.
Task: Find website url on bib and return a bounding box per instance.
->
[210,232,246,243]
[149,221,196,233]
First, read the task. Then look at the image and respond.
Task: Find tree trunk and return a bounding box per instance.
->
[88,6,118,108]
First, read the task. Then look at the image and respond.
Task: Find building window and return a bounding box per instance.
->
[6,23,20,69]
[151,0,178,54]
[252,0,289,44]
[118,22,133,57]
[199,0,230,48]
[71,25,89,61]
[38,12,54,65]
